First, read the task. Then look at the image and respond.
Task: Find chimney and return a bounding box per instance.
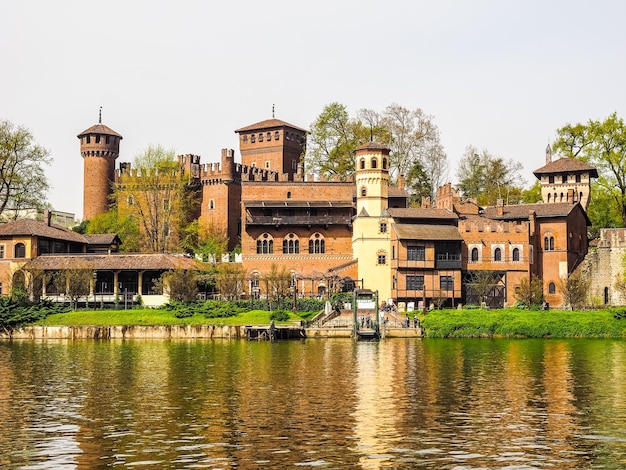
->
[421,196,431,209]
[43,209,52,226]
[496,199,504,216]
[397,173,405,189]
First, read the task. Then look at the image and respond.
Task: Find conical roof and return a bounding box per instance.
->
[77,123,123,139]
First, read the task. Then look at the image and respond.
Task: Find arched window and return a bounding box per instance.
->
[547,193,551,203]
[282,233,299,254]
[512,247,520,262]
[371,158,377,169]
[309,233,325,254]
[494,247,502,262]
[544,235,554,251]
[548,282,556,294]
[256,233,274,254]
[604,286,609,305]
[14,243,26,258]
[377,250,387,265]
[471,247,479,262]
[360,159,365,170]
[287,191,292,199]
[361,187,367,197]
[382,158,387,169]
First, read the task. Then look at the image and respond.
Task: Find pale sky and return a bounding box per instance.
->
[2,0,625,220]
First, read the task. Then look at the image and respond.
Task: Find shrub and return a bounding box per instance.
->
[270,310,290,322]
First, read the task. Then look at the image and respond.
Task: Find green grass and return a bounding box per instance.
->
[34,308,305,327]
[421,308,626,338]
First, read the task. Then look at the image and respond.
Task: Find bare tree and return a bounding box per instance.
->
[215,263,245,300]
[558,271,590,310]
[52,262,94,310]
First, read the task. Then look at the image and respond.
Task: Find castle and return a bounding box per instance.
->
[78,115,599,308]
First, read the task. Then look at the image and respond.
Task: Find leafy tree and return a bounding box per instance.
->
[457,146,524,206]
[553,112,626,225]
[261,264,292,304]
[586,183,623,238]
[405,160,432,206]
[52,262,94,310]
[0,119,51,219]
[468,270,500,305]
[115,145,198,253]
[214,263,246,300]
[155,269,199,303]
[558,271,589,309]
[515,276,544,309]
[86,209,141,252]
[520,181,543,204]
[180,220,229,262]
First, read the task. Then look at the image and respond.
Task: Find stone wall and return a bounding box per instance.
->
[578,228,626,306]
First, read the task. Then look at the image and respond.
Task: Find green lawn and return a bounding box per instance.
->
[35,308,305,327]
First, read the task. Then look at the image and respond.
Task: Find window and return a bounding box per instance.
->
[512,247,520,261]
[361,187,367,197]
[95,135,101,144]
[360,159,365,169]
[274,131,280,140]
[549,175,554,184]
[309,233,325,253]
[267,132,272,141]
[408,245,426,261]
[471,247,479,262]
[382,158,387,169]
[576,174,581,183]
[243,135,248,143]
[14,243,26,258]
[283,234,299,254]
[494,247,502,262]
[548,282,556,294]
[377,253,387,265]
[406,275,424,290]
[287,191,292,199]
[86,136,91,144]
[544,235,554,251]
[106,136,110,144]
[0,245,4,258]
[259,133,264,142]
[251,135,256,143]
[265,161,270,169]
[562,175,567,183]
[371,158,377,169]
[209,199,215,210]
[256,233,274,254]
[380,222,387,233]
[440,276,453,291]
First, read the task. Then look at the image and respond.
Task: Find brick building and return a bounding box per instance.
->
[80,115,597,308]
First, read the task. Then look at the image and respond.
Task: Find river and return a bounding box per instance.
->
[1,338,626,469]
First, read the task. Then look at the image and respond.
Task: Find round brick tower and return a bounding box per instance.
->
[77,114,123,220]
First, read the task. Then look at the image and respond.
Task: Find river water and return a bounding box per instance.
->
[1,338,626,469]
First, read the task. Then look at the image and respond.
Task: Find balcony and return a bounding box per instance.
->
[246,215,352,226]
[435,253,462,270]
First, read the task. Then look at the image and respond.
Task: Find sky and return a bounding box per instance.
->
[2,0,625,220]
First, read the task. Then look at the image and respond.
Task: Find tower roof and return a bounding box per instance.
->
[533,157,597,178]
[354,142,390,153]
[77,123,123,139]
[234,118,307,133]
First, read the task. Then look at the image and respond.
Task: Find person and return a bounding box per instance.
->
[413,313,418,328]
[405,314,410,328]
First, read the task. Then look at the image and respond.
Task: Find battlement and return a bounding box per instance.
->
[596,228,626,249]
[458,218,528,234]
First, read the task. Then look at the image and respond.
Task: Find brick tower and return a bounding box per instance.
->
[78,111,123,220]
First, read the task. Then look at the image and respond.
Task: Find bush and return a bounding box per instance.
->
[270,310,290,322]
[0,298,71,330]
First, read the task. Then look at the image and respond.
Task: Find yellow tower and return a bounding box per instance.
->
[352,142,393,302]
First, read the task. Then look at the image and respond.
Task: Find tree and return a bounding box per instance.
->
[180,220,229,262]
[457,146,524,206]
[553,113,626,225]
[515,276,543,308]
[586,183,622,238]
[405,160,432,206]
[156,269,199,303]
[214,263,245,300]
[261,264,292,304]
[52,262,94,310]
[0,119,51,220]
[87,209,141,252]
[468,270,500,306]
[115,145,199,253]
[520,181,543,204]
[558,271,589,310]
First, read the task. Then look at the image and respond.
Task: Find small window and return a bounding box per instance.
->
[14,243,26,258]
[471,247,479,262]
[95,135,101,144]
[274,131,280,140]
[380,223,387,233]
[377,254,386,265]
[361,187,367,197]
[106,136,110,144]
[0,245,4,258]
[544,236,554,251]
[360,159,365,170]
[265,161,270,169]
[86,136,91,144]
[371,158,377,169]
[549,175,554,184]
[209,199,215,210]
[259,133,263,142]
[382,158,387,169]
[562,175,567,183]
[243,135,248,143]
[251,135,256,143]
[267,132,271,141]
[512,247,520,261]
[287,191,292,199]
[163,222,170,237]
[576,174,581,183]
[494,247,502,262]
[548,282,556,294]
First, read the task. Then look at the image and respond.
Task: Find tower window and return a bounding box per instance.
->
[512,247,520,261]
[360,159,365,170]
[274,131,280,140]
[562,175,567,183]
[371,158,377,169]
[309,233,325,254]
[96,135,101,144]
[209,199,215,210]
[243,135,248,143]
[377,254,386,265]
[361,187,367,197]
[251,135,256,143]
[576,174,581,182]
[548,282,556,294]
[287,191,291,199]
[494,247,502,262]
[0,245,4,258]
[86,136,91,144]
[382,158,387,169]
[267,132,271,141]
[380,222,387,233]
[106,136,110,144]
[549,175,554,184]
[259,133,263,142]
[15,243,26,258]
[265,161,270,169]
[470,247,479,262]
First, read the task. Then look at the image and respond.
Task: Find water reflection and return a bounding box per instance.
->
[2,339,626,468]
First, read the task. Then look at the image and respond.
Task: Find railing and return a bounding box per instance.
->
[246,215,352,226]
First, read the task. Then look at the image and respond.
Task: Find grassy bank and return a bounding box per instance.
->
[420,308,626,338]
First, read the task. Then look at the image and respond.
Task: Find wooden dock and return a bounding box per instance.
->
[244,325,306,341]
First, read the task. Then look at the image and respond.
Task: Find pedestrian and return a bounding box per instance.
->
[405,314,410,328]
[413,313,418,328]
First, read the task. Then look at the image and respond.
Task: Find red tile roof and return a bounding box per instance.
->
[234,119,307,133]
[392,223,464,241]
[77,123,123,139]
[482,202,577,219]
[388,207,458,220]
[22,253,207,271]
[0,219,87,243]
[533,157,598,177]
